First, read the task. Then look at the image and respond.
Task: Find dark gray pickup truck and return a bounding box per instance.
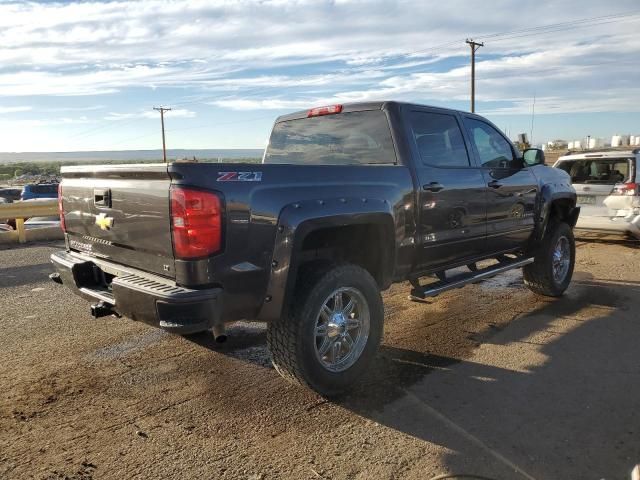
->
[51,101,579,396]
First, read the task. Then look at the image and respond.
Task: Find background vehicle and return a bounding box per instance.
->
[554,150,639,240]
[0,188,22,203]
[20,183,58,201]
[51,101,579,396]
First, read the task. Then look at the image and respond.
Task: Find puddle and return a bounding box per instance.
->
[183,321,272,368]
[478,269,524,290]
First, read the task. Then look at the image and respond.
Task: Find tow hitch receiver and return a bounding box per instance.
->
[90,301,117,319]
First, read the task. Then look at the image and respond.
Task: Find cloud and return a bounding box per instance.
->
[0,0,638,110]
[0,0,639,153]
[0,105,32,114]
[104,108,196,120]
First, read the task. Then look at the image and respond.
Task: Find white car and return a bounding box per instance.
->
[554,150,639,240]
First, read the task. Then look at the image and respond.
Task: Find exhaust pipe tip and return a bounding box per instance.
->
[212,324,227,343]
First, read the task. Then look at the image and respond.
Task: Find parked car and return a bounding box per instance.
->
[20,183,59,201]
[0,188,22,203]
[50,101,579,396]
[554,150,639,240]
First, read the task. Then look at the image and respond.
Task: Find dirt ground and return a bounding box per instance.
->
[0,240,638,479]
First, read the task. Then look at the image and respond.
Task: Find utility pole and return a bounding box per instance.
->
[153,106,171,163]
[466,39,484,113]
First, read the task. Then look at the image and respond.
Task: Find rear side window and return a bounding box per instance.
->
[408,111,470,167]
[556,158,632,184]
[264,110,396,165]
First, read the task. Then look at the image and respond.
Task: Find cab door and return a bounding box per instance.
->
[462,116,538,253]
[406,107,487,272]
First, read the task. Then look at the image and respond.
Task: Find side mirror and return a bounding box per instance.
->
[523,148,545,166]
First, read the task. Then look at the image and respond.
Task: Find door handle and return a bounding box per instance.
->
[488,180,503,189]
[423,182,444,192]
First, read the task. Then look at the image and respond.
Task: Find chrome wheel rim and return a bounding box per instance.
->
[314,287,370,373]
[552,236,571,283]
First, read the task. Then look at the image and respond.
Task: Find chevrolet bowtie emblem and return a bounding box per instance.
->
[95,213,114,231]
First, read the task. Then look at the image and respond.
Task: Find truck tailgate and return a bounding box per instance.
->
[61,163,175,278]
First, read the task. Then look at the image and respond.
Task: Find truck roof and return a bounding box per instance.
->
[274,101,466,123]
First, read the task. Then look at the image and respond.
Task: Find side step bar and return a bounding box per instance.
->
[410,257,534,300]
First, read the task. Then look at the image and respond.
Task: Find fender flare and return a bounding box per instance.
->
[257,196,395,322]
[536,184,579,241]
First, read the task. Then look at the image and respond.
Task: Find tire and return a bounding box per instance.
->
[524,220,575,297]
[267,264,384,397]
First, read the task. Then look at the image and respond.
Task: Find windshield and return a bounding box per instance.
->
[264,110,396,165]
[556,158,632,184]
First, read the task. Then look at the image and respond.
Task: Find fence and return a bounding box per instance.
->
[0,200,62,244]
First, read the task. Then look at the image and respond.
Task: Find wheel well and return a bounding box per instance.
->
[549,198,578,226]
[296,223,391,288]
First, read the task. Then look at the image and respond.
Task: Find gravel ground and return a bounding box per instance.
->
[0,240,638,479]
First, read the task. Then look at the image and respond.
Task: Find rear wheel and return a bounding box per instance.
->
[267,264,383,397]
[524,220,575,296]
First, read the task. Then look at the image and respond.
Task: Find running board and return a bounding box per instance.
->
[410,257,534,300]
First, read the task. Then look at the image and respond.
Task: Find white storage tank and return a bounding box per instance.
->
[611,135,622,147]
[635,136,640,146]
[588,137,605,149]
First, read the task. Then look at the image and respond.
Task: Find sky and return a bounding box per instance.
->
[0,0,639,152]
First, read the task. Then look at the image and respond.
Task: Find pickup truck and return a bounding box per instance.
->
[50,101,580,396]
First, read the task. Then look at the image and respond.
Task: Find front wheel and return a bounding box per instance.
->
[524,220,575,296]
[267,264,383,397]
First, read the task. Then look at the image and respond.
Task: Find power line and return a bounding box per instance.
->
[402,10,640,60]
[476,10,640,42]
[107,114,274,148]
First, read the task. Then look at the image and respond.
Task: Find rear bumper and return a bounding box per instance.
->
[575,214,640,240]
[50,250,223,334]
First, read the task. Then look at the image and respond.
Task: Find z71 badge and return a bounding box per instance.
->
[217,171,262,182]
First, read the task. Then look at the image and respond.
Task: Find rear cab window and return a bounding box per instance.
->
[556,158,634,185]
[264,110,397,165]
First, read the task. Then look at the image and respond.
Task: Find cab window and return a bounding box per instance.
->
[464,118,519,168]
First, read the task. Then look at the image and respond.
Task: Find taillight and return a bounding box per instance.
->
[612,182,638,196]
[307,104,343,117]
[58,183,66,232]
[170,186,222,259]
